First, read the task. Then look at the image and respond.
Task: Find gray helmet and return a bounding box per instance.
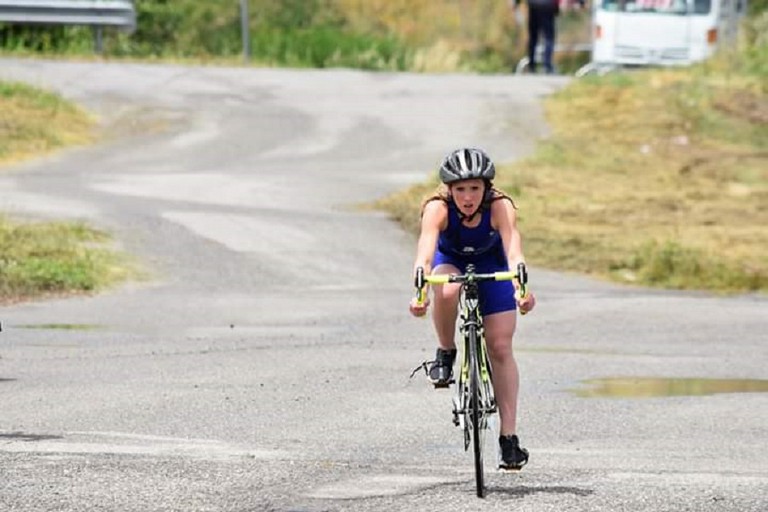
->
[439,147,495,184]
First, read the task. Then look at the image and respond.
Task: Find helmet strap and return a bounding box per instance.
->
[448,180,490,224]
[459,205,482,223]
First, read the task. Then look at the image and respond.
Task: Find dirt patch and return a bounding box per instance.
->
[714,89,768,125]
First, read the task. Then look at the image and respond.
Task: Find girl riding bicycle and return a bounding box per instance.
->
[409,147,536,470]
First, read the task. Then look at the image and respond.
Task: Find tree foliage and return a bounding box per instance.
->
[0,0,763,73]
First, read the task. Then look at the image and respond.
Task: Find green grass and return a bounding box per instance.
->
[0,0,592,73]
[0,83,138,303]
[0,216,139,303]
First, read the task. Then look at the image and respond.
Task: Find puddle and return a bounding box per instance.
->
[573,377,768,398]
[13,323,103,331]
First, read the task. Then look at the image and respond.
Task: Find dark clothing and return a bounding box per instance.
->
[437,200,502,259]
[433,200,516,316]
[517,0,560,73]
[527,3,557,73]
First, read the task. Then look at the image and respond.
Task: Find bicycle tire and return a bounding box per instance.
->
[468,324,485,498]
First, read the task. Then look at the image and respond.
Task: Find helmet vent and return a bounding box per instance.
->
[439,147,495,184]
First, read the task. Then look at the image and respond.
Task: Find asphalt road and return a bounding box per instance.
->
[0,58,766,512]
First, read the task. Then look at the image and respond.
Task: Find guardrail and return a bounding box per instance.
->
[0,0,136,53]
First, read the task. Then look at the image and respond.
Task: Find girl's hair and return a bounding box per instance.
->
[420,181,517,217]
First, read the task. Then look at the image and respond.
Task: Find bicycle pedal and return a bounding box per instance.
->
[498,466,524,473]
[430,378,454,389]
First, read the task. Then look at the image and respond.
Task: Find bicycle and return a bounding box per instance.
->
[413,262,528,498]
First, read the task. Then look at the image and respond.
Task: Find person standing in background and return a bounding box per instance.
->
[511,0,560,73]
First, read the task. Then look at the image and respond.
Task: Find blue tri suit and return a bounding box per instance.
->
[432,200,517,316]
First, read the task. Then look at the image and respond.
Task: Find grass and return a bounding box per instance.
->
[377,60,767,293]
[0,81,94,165]
[0,216,139,303]
[1,14,764,298]
[0,82,139,302]
[0,0,592,73]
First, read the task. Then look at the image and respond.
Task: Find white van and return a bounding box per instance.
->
[581,0,748,72]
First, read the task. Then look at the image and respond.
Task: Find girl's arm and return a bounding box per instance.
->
[412,200,447,277]
[492,198,536,313]
[492,198,525,269]
[409,200,447,316]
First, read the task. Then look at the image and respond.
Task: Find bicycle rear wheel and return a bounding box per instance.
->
[468,325,485,498]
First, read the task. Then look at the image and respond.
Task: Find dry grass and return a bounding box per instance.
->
[0,81,94,165]
[525,69,766,291]
[336,0,523,71]
[0,215,140,302]
[0,82,139,302]
[377,67,767,293]
[3,44,763,294]
[337,0,515,47]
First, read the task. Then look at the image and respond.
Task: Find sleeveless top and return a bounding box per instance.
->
[437,200,503,259]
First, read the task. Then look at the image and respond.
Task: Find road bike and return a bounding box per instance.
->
[413,262,528,498]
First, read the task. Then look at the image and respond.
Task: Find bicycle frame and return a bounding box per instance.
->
[457,275,495,498]
[453,271,496,436]
[415,263,527,498]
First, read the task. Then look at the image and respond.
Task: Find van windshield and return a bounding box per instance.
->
[600,0,711,14]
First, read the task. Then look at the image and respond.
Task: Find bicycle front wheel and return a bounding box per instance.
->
[468,324,485,498]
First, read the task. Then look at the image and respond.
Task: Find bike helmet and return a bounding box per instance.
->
[439,147,495,184]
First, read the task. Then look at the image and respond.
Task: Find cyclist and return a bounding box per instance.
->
[409,147,536,470]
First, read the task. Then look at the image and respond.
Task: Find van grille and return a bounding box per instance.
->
[614,45,690,64]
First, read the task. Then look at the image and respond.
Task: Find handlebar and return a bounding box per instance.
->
[414,262,529,313]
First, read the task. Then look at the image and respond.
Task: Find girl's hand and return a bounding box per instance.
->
[409,296,430,317]
[517,291,536,314]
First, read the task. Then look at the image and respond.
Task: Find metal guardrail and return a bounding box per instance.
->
[0,0,136,29]
[0,0,136,53]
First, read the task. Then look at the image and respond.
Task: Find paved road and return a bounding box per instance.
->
[0,59,766,512]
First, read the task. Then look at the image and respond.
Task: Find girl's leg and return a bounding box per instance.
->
[431,263,461,349]
[426,264,462,385]
[483,310,519,435]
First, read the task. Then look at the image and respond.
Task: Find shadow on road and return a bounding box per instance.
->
[489,484,594,498]
[0,431,64,442]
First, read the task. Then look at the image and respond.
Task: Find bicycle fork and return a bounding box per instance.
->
[452,315,497,435]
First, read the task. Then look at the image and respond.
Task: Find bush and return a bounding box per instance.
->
[624,240,764,292]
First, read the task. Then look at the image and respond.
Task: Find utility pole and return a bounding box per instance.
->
[240,0,250,62]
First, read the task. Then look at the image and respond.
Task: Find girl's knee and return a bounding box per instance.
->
[487,338,514,361]
[484,312,516,342]
[433,283,461,302]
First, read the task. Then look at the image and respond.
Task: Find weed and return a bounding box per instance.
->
[0,216,138,301]
[0,81,93,164]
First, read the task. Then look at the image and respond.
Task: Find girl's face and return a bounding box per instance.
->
[449,179,485,218]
